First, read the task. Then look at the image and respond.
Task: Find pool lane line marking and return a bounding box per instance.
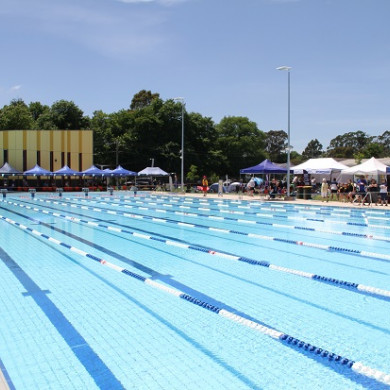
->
[0,356,14,390]
[0,247,125,390]
[67,195,390,231]
[1,215,389,388]
[49,198,390,242]
[3,201,390,300]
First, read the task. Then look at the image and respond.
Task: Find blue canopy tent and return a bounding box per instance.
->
[53,165,82,189]
[0,162,23,189]
[387,166,390,174]
[109,165,138,177]
[24,164,53,189]
[240,159,290,174]
[53,165,81,176]
[81,165,105,176]
[0,162,22,176]
[24,164,53,176]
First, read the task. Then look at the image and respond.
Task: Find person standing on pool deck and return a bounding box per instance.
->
[356,175,368,205]
[321,178,329,202]
[378,181,388,206]
[329,177,338,200]
[202,175,208,197]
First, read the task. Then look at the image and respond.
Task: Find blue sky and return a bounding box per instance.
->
[1,0,389,152]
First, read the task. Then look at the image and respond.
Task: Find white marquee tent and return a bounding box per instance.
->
[338,157,388,182]
[292,158,348,176]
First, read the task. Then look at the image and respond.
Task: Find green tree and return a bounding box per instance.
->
[29,101,50,121]
[302,139,323,159]
[326,131,372,157]
[376,130,390,156]
[130,90,160,110]
[216,116,267,177]
[50,100,89,130]
[361,142,384,158]
[0,99,35,129]
[91,109,135,168]
[264,130,288,162]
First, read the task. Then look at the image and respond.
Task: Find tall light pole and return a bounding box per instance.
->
[276,66,292,197]
[174,97,185,192]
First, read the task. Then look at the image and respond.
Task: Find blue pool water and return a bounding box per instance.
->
[0,192,390,390]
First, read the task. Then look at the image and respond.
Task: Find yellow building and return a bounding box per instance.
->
[0,129,93,172]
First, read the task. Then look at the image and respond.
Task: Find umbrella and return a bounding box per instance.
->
[253,177,264,185]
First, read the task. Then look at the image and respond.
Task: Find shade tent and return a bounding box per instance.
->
[138,167,169,176]
[53,165,81,176]
[338,157,388,181]
[109,165,137,177]
[24,164,53,176]
[292,158,348,175]
[81,165,105,176]
[387,166,390,174]
[0,162,22,175]
[240,159,290,174]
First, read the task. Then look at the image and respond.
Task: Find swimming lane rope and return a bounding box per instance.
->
[3,199,390,300]
[0,212,389,387]
[40,197,390,264]
[67,196,390,244]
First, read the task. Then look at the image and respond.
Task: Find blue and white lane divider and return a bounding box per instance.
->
[3,200,390,300]
[70,195,390,231]
[1,213,389,387]
[37,197,390,263]
[121,193,390,222]
[133,193,390,223]
[63,196,390,244]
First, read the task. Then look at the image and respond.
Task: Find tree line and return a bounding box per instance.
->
[1,90,389,183]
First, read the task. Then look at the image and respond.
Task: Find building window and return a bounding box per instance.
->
[3,149,8,163]
[67,152,71,168]
[79,153,82,172]
[50,151,54,172]
[61,152,65,167]
[37,151,41,166]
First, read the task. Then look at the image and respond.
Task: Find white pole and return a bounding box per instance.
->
[174,97,185,193]
[276,66,292,197]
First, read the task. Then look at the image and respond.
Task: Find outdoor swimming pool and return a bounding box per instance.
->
[0,192,390,390]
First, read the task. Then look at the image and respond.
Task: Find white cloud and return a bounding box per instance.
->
[10,85,22,91]
[1,0,173,58]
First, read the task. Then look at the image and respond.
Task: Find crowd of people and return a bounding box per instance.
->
[319,176,388,205]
